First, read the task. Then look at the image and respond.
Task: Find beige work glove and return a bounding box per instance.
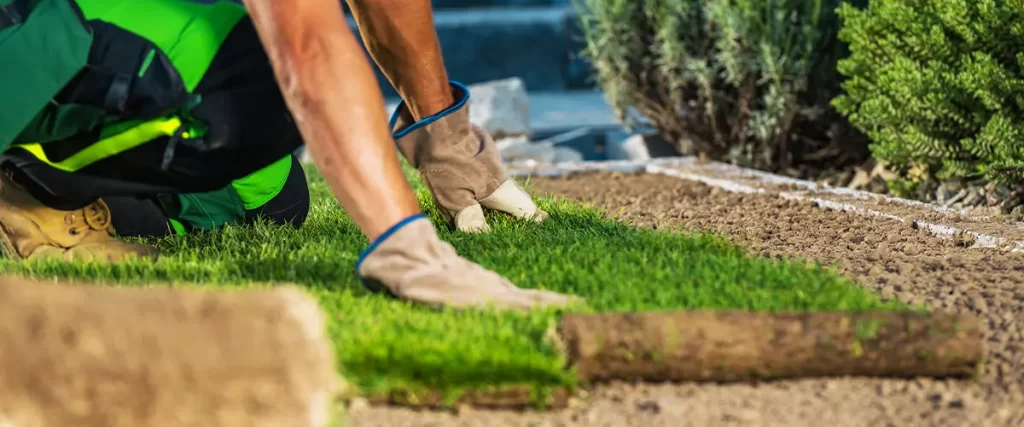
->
[356,214,582,311]
[389,82,547,233]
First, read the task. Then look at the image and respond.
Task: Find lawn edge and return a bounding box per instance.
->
[506,157,1024,252]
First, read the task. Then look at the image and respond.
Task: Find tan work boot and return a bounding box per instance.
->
[390,81,549,233]
[357,214,583,311]
[0,172,159,263]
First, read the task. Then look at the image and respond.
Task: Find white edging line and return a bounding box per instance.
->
[508,157,1024,252]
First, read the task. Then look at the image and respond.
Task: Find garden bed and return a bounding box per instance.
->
[0,164,983,423]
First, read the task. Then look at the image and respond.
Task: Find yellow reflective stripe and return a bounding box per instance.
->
[14,117,186,172]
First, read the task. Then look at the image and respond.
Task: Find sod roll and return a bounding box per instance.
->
[558,311,983,382]
[0,276,339,427]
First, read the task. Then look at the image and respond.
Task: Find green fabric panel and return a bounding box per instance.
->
[168,218,187,236]
[172,186,246,232]
[230,155,293,211]
[73,0,247,91]
[0,0,93,150]
[15,102,107,144]
[167,155,295,233]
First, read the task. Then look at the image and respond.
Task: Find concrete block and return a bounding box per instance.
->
[467,78,532,138]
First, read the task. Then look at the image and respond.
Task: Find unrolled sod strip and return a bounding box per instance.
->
[0,276,340,427]
[557,311,984,382]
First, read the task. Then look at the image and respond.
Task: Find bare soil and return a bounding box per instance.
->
[346,172,1024,426]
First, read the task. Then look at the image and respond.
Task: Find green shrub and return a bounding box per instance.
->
[834,0,1024,185]
[574,0,867,171]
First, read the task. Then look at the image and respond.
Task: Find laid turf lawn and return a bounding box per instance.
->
[0,163,903,403]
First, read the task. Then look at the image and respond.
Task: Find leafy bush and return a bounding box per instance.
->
[574,0,868,171]
[834,0,1024,185]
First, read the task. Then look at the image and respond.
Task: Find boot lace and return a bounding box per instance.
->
[66,200,112,235]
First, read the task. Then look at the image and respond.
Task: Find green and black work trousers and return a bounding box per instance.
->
[2,3,310,237]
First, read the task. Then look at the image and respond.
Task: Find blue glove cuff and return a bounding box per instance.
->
[388,80,471,139]
[355,213,428,271]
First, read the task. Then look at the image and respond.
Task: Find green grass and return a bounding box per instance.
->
[0,164,903,403]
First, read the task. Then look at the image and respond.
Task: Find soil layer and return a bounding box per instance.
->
[559,311,983,382]
[366,386,571,410]
[347,171,1024,426]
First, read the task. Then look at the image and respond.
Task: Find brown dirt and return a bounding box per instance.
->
[346,171,1024,426]
[823,191,1024,245]
[654,159,1024,244]
[366,386,571,410]
[559,311,983,382]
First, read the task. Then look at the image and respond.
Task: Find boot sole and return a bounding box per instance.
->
[0,227,24,261]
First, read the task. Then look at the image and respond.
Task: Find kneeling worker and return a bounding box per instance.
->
[0,0,580,309]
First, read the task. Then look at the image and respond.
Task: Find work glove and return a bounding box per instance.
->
[356,214,582,311]
[389,82,547,233]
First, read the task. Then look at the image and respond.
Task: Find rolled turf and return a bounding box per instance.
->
[0,276,339,426]
[558,310,982,383]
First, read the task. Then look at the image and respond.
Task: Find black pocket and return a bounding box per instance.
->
[54,19,193,122]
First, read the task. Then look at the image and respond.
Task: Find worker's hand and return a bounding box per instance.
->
[389,82,547,233]
[357,214,583,311]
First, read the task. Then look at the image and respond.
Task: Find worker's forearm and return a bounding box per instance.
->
[242,0,421,241]
[345,0,454,121]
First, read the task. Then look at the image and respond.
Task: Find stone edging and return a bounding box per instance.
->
[506,156,1024,252]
